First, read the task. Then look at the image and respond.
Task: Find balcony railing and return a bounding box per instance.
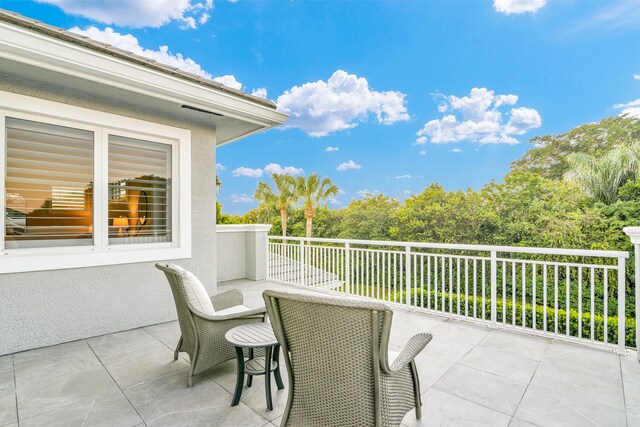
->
[267,236,632,353]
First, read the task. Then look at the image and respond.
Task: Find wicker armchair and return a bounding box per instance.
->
[156,263,267,386]
[263,289,432,427]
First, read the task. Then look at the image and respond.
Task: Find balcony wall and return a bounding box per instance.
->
[216,224,272,282]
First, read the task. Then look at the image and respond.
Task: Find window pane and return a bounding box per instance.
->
[4,118,94,249]
[108,135,171,244]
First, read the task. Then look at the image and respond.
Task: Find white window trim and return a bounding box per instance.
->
[0,90,191,273]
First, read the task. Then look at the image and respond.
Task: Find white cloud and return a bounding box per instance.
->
[414,136,427,145]
[356,189,380,198]
[325,146,340,152]
[450,148,463,153]
[336,160,362,171]
[614,98,640,118]
[69,26,242,88]
[251,88,268,99]
[402,190,412,195]
[395,174,412,179]
[416,87,541,145]
[328,197,342,206]
[337,189,346,195]
[635,74,640,80]
[493,0,546,15]
[263,163,304,176]
[419,150,427,155]
[232,163,304,178]
[39,0,214,29]
[230,194,254,203]
[216,163,225,172]
[567,0,640,33]
[276,70,409,137]
[232,167,263,178]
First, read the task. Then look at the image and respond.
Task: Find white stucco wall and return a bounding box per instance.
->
[216,225,272,282]
[0,81,218,355]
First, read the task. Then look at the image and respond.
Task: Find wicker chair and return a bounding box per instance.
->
[263,289,432,427]
[156,263,267,386]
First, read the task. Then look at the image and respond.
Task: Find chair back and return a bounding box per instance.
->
[263,289,393,427]
[156,263,197,359]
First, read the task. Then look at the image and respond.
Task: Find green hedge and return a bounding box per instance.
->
[388,288,637,347]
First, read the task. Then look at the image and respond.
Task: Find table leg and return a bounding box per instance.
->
[231,346,245,406]
[247,348,254,387]
[265,345,273,410]
[273,344,285,390]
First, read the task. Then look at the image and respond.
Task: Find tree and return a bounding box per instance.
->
[564,144,640,204]
[293,173,339,239]
[510,116,640,180]
[254,174,297,239]
[338,194,398,241]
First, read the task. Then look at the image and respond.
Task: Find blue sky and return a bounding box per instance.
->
[3,0,639,214]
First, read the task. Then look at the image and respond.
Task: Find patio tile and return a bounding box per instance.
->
[621,354,640,385]
[144,321,181,351]
[87,329,168,365]
[412,354,457,393]
[419,334,476,363]
[239,371,289,422]
[508,418,538,427]
[0,356,13,393]
[16,366,141,426]
[624,380,640,427]
[13,340,101,387]
[428,321,491,346]
[402,388,511,426]
[514,383,626,427]
[459,346,538,384]
[271,415,283,426]
[539,341,621,381]
[0,391,17,427]
[433,364,527,416]
[531,360,625,411]
[123,368,267,427]
[477,330,548,361]
[104,347,190,389]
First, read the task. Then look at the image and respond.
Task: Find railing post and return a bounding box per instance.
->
[405,245,411,309]
[345,242,350,295]
[624,227,640,361]
[490,250,497,328]
[299,240,305,286]
[618,256,627,355]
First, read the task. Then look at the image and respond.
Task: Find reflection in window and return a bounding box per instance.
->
[108,135,171,244]
[4,118,93,249]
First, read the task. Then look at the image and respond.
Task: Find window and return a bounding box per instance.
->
[108,136,171,244]
[5,118,94,249]
[1,91,191,273]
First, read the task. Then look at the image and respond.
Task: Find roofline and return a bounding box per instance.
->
[0,8,281,111]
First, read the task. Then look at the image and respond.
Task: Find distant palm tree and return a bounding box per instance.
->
[254,174,297,239]
[564,144,640,204]
[294,173,339,238]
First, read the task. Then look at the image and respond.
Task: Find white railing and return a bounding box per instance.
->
[267,236,631,353]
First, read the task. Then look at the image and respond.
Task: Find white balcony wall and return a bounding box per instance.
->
[0,79,217,355]
[217,224,272,282]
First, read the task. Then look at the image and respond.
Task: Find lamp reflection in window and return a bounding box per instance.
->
[113,216,129,237]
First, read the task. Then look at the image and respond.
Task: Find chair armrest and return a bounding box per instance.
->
[194,306,268,322]
[210,289,244,311]
[381,333,432,374]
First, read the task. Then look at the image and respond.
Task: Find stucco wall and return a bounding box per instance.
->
[216,225,272,282]
[0,81,218,355]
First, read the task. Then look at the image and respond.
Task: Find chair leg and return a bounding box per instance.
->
[410,360,422,419]
[174,336,183,361]
[187,362,196,387]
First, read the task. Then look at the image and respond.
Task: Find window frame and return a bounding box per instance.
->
[0,91,191,273]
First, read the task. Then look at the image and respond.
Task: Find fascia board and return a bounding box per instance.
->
[0,22,288,129]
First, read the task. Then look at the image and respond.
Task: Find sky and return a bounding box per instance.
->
[2,0,639,214]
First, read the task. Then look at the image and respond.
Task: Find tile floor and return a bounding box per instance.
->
[1,279,638,426]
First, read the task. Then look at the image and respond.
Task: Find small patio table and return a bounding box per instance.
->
[225,322,285,410]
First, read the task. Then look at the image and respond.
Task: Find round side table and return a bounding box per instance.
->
[225,322,285,410]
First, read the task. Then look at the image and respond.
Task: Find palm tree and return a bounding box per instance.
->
[564,144,640,204]
[254,174,297,239]
[294,173,339,239]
